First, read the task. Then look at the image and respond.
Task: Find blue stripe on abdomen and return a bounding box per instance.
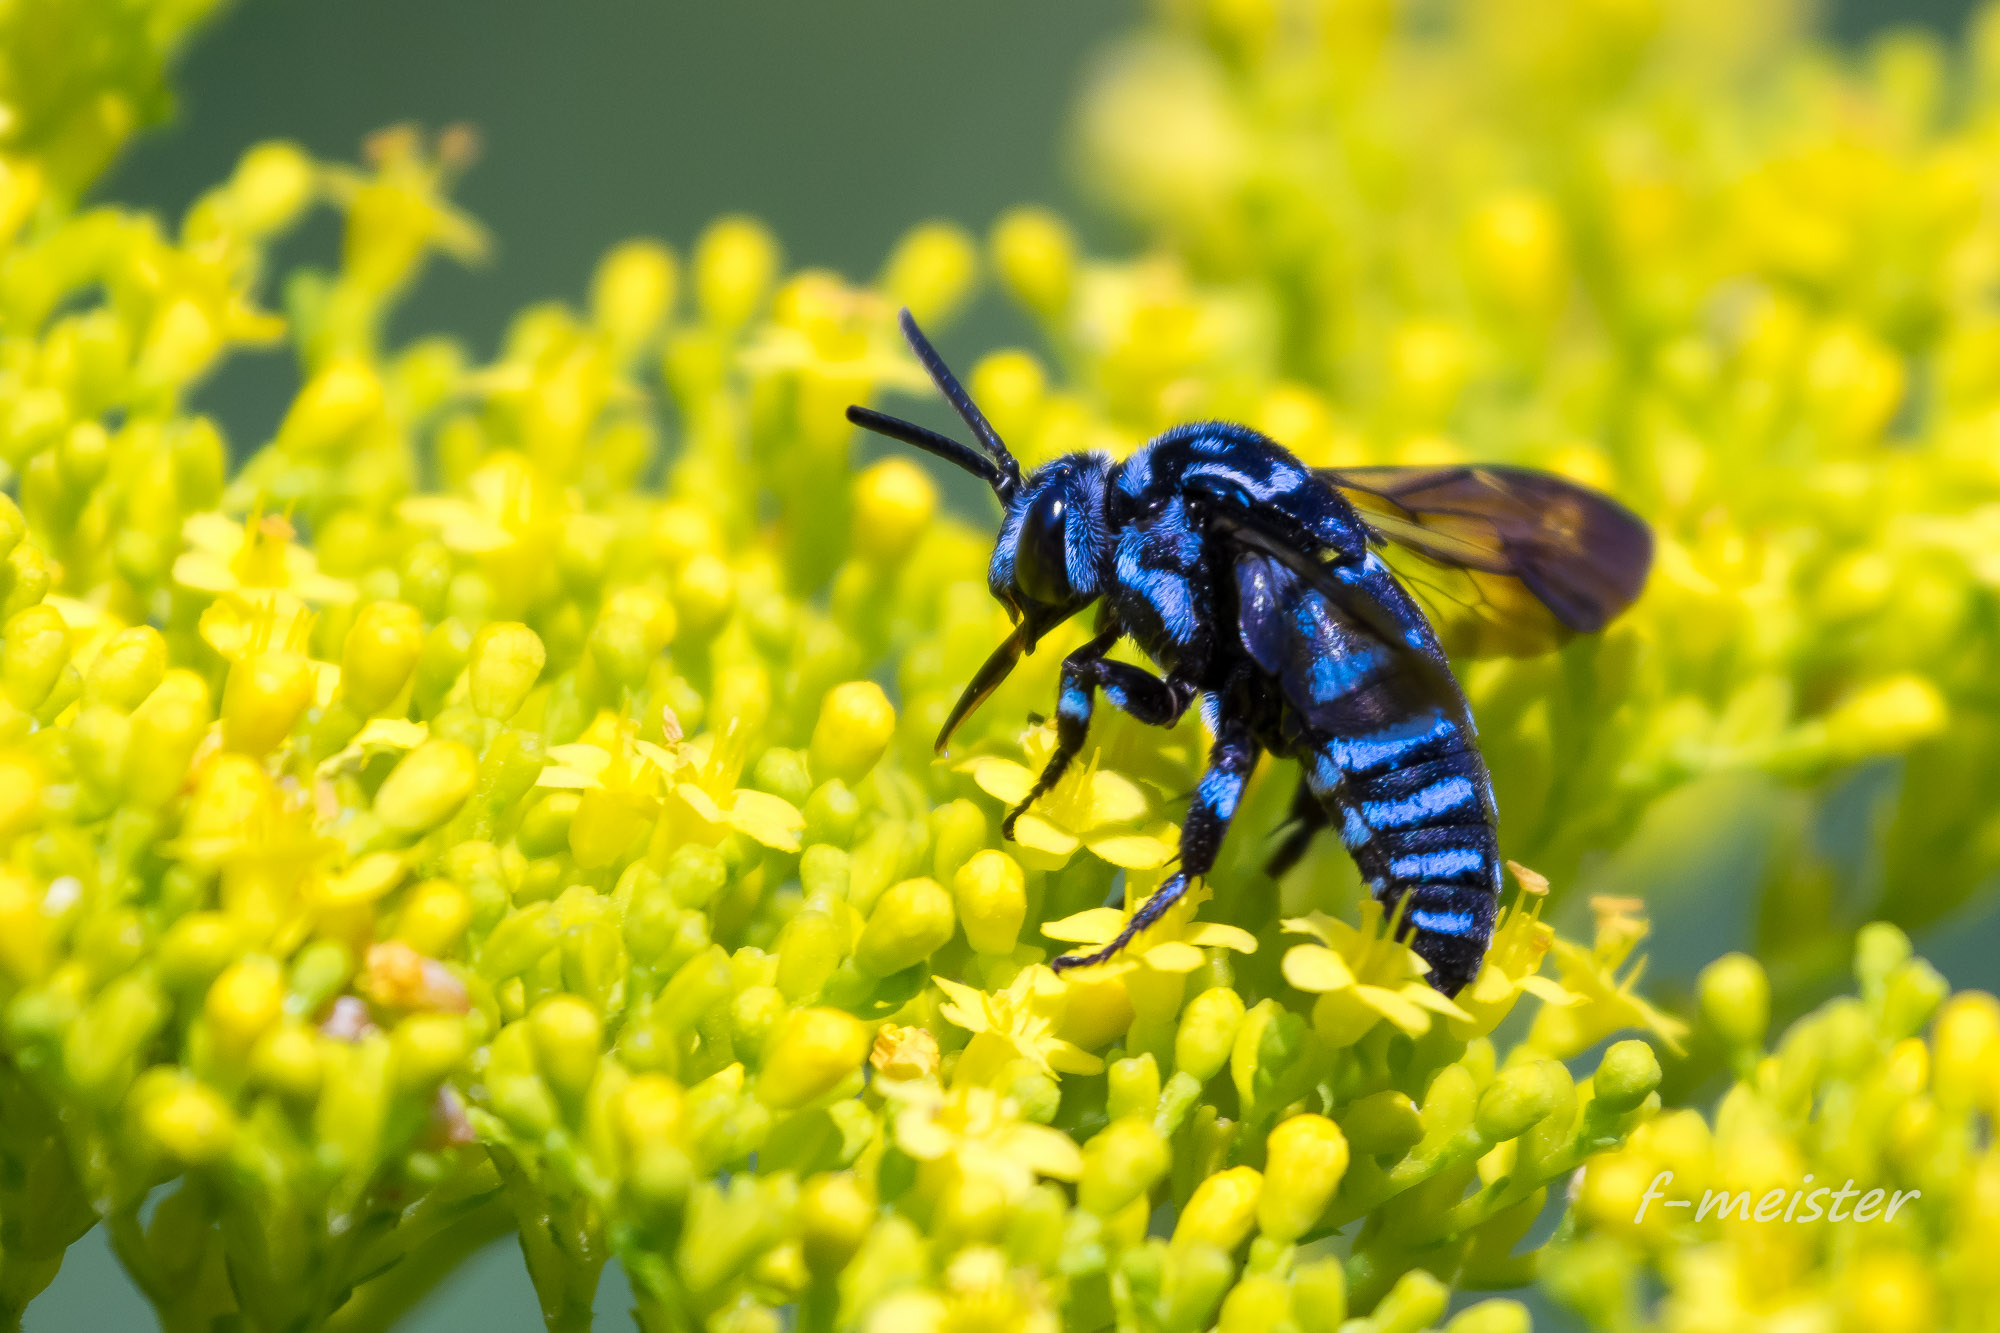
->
[1361,775,1476,828]
[1326,707,1454,774]
[1409,905,1478,937]
[1388,845,1487,882]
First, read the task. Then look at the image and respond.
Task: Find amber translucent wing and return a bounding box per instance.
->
[1321,465,1653,658]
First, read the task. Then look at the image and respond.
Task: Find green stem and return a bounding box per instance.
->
[324,1196,515,1333]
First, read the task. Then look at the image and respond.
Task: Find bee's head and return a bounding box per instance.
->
[847,310,1109,751]
[990,453,1111,642]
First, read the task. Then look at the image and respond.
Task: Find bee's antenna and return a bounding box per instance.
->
[845,406,1013,500]
[896,309,1024,493]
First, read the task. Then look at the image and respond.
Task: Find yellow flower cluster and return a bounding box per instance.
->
[1551,927,1985,1333]
[0,0,1995,1331]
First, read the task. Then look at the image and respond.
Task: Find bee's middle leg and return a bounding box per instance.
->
[1003,631,1195,840]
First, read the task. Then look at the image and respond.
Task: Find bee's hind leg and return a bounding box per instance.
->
[1264,773,1329,881]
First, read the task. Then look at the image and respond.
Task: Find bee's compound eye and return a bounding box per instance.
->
[1013,487,1072,605]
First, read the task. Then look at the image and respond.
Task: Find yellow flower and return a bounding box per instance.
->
[1527,896,1690,1059]
[316,718,428,779]
[175,510,357,606]
[1448,863,1583,1040]
[398,451,554,558]
[1280,902,1471,1045]
[891,1083,1084,1203]
[961,725,1177,869]
[637,718,804,853]
[933,965,1103,1087]
[1043,875,1256,977]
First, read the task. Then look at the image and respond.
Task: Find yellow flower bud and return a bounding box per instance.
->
[991,207,1076,318]
[854,877,955,977]
[1475,1062,1560,1142]
[592,239,679,348]
[229,141,315,235]
[674,552,735,637]
[694,216,780,329]
[1442,1300,1530,1333]
[528,996,603,1107]
[392,1013,469,1091]
[139,1079,236,1165]
[277,358,384,454]
[341,601,424,714]
[1107,1053,1160,1121]
[221,650,314,755]
[375,739,479,835]
[1216,1275,1289,1333]
[84,626,167,711]
[1698,952,1769,1050]
[126,671,211,806]
[204,955,285,1057]
[1934,991,2000,1109]
[757,1006,869,1109]
[185,753,272,848]
[951,849,1025,955]
[2,604,69,710]
[1844,1251,1935,1333]
[468,622,545,719]
[968,350,1047,447]
[1080,1116,1169,1216]
[810,680,895,785]
[1370,1270,1448,1333]
[618,1073,684,1149]
[396,878,474,956]
[249,1021,323,1099]
[0,868,47,982]
[1173,1165,1261,1253]
[1258,1115,1348,1241]
[1291,1257,1347,1333]
[851,458,938,565]
[1826,674,1946,755]
[1466,189,1565,317]
[1592,1040,1662,1113]
[651,502,719,569]
[0,751,40,844]
[1175,986,1246,1084]
[799,1172,873,1276]
[882,221,979,327]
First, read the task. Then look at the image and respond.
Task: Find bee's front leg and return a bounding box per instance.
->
[1001,630,1197,841]
[1052,690,1259,971]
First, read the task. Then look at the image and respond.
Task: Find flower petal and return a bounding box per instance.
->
[1142,941,1206,973]
[172,551,239,594]
[724,788,804,852]
[1282,943,1355,993]
[1356,984,1432,1036]
[1045,1041,1105,1076]
[1520,975,1584,1007]
[1042,908,1126,944]
[1086,833,1173,868]
[546,744,613,778]
[1002,1123,1085,1181]
[1011,815,1080,857]
[963,757,1036,805]
[674,782,725,824]
[1083,770,1151,827]
[1185,922,1258,954]
[1401,984,1473,1022]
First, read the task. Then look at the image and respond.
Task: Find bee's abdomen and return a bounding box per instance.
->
[1304,706,1501,996]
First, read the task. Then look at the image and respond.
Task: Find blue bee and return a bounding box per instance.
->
[849,312,1651,995]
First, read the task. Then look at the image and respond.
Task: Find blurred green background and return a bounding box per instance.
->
[31,0,1985,1327]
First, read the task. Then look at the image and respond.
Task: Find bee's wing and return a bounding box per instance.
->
[1320,465,1653,658]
